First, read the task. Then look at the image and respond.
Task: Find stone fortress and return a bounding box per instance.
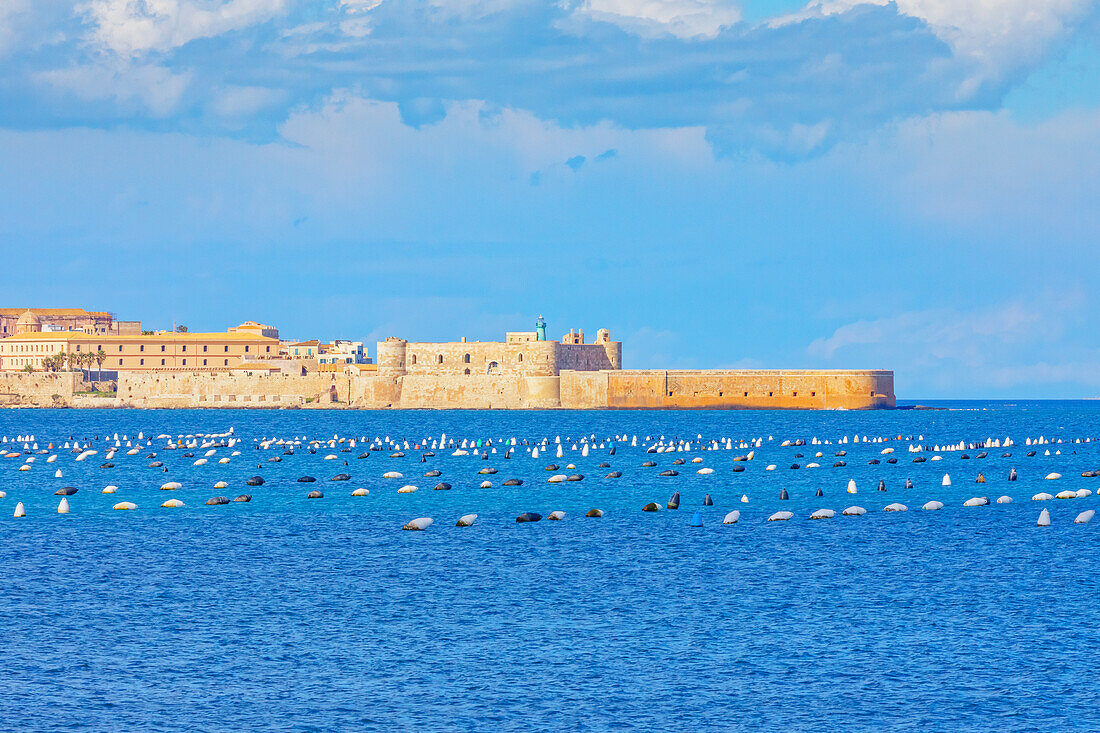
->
[0,312,894,409]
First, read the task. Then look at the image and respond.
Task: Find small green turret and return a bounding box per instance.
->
[536,315,547,342]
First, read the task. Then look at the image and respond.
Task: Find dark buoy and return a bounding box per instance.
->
[544,464,560,471]
[358,452,370,459]
[642,461,657,468]
[566,474,584,481]
[790,464,801,470]
[732,465,746,472]
[99,462,114,468]
[246,476,264,486]
[54,487,78,496]
[659,470,679,477]
[1009,468,1017,481]
[433,482,452,491]
[148,461,163,468]
[833,461,846,467]
[667,492,680,509]
[503,479,523,486]
[913,457,926,463]
[424,470,442,477]
[598,462,610,469]
[672,458,685,466]
[905,478,913,489]
[516,512,542,523]
[779,488,789,500]
[703,494,713,506]
[642,502,660,512]
[307,490,324,499]
[233,494,252,502]
[1026,451,1037,457]
[586,508,604,517]
[868,459,880,465]
[205,496,230,505]
[297,476,316,483]
[878,480,886,492]
[815,488,823,497]
[331,473,351,481]
[605,471,622,478]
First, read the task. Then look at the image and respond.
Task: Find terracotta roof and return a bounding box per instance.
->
[0,308,111,317]
[3,331,279,343]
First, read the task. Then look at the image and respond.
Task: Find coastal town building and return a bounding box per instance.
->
[0,308,140,337]
[285,340,319,359]
[0,329,279,373]
[317,340,369,365]
[229,321,280,340]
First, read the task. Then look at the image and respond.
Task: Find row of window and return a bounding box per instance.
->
[410,353,526,365]
[3,343,269,354]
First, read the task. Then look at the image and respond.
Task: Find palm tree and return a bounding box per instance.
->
[94,349,107,382]
[41,355,54,372]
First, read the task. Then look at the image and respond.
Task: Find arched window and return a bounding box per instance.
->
[463,353,471,363]
[411,354,417,365]
[518,353,523,362]
[437,354,444,364]
[463,368,471,375]
[487,361,500,375]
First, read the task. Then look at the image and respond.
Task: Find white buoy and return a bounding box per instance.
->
[923,501,943,511]
[397,485,417,493]
[1045,473,1062,480]
[161,481,182,490]
[479,480,491,488]
[14,502,25,518]
[351,488,369,496]
[809,509,835,520]
[456,514,477,527]
[768,511,793,521]
[942,474,951,486]
[113,501,137,511]
[842,506,866,516]
[547,474,567,483]
[963,497,989,507]
[548,510,566,520]
[402,517,433,531]
[161,499,185,508]
[1075,488,1092,498]
[1037,509,1051,526]
[697,467,714,475]
[996,496,1012,504]
[1055,490,1077,499]
[740,494,749,503]
[383,472,403,479]
[1032,492,1054,501]
[57,497,69,514]
[847,479,857,494]
[884,503,908,512]
[1074,510,1094,524]
[722,510,740,524]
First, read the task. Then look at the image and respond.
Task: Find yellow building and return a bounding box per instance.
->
[0,307,140,337]
[0,330,280,372]
[228,320,280,340]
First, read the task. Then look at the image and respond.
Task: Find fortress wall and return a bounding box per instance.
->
[400,340,558,377]
[0,371,83,406]
[556,343,621,372]
[562,370,894,409]
[385,374,569,409]
[116,372,351,408]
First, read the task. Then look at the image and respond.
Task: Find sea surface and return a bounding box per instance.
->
[2,401,1099,731]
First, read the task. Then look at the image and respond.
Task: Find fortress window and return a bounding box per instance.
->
[870,391,876,397]
[224,346,229,352]
[182,359,187,366]
[245,346,250,352]
[140,359,144,366]
[224,359,229,366]
[118,359,122,366]
[768,391,773,397]
[437,354,444,364]
[668,391,673,397]
[411,354,417,365]
[811,391,816,397]
[518,354,523,362]
[161,359,165,366]
[266,346,270,353]
[118,345,123,352]
[744,392,748,397]
[718,391,723,397]
[139,345,143,352]
[463,353,471,364]
[203,359,208,366]
[161,345,166,352]
[464,368,471,375]
[203,345,208,352]
[793,391,797,397]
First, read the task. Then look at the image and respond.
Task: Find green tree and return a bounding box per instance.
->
[22,363,34,373]
[94,349,107,382]
[176,325,188,333]
[41,355,54,372]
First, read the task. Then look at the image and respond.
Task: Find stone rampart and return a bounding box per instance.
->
[0,371,83,407]
[115,371,351,408]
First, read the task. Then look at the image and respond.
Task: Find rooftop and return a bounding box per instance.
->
[3,331,279,343]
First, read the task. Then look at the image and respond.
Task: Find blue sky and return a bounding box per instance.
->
[1,0,1099,398]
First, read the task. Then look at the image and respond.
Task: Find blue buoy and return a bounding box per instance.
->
[690,511,703,527]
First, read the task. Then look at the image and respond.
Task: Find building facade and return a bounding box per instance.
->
[317,340,369,365]
[0,330,280,372]
[229,321,280,340]
[0,308,140,337]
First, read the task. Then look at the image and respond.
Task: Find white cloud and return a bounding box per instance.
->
[577,0,742,38]
[778,0,1095,83]
[83,0,291,56]
[35,61,192,117]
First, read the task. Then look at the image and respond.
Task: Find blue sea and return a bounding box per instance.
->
[2,401,1099,731]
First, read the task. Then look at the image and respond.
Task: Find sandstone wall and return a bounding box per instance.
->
[560,370,894,410]
[115,371,351,408]
[0,371,83,407]
[556,343,620,372]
